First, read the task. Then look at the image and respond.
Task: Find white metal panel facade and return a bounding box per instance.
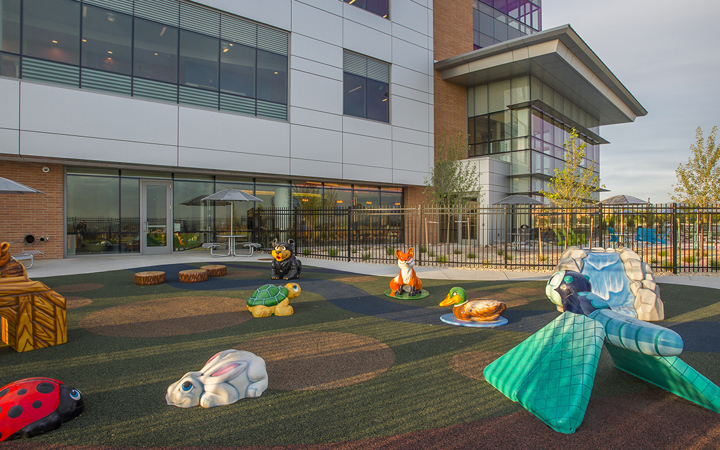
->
[0,0,434,186]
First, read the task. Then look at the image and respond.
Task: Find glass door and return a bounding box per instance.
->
[140,180,172,254]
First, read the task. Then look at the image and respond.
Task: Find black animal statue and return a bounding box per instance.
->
[270,238,302,280]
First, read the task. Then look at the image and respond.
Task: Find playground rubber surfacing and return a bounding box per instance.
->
[1,262,719,449]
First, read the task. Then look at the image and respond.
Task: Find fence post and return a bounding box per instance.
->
[347,207,352,262]
[418,205,423,266]
[672,203,678,274]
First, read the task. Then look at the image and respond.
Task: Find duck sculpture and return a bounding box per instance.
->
[440,287,506,322]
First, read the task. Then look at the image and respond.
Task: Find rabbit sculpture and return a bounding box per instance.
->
[166,349,268,408]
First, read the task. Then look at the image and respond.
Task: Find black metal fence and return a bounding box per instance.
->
[252,204,720,273]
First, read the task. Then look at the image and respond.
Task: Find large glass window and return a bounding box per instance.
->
[257,49,287,104]
[82,5,132,74]
[221,41,255,97]
[67,171,121,255]
[343,51,389,123]
[22,0,80,64]
[344,72,366,119]
[0,0,20,77]
[133,18,178,83]
[342,0,389,19]
[180,29,218,89]
[12,2,289,119]
[1,0,20,53]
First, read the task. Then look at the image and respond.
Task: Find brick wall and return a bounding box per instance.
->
[0,160,65,259]
[413,0,474,208]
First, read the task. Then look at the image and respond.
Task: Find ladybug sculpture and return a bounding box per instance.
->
[0,378,84,441]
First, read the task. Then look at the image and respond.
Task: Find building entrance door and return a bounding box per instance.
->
[140,180,172,254]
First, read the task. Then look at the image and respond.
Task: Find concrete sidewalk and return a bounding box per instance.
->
[22,250,720,289]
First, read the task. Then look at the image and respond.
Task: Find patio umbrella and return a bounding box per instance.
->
[600,194,647,205]
[202,189,263,236]
[493,194,543,205]
[493,195,542,245]
[0,176,43,194]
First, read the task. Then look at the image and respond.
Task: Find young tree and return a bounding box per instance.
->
[541,129,603,247]
[671,126,720,207]
[541,128,602,208]
[424,132,482,244]
[671,126,720,248]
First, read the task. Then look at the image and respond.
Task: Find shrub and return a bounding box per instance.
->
[683,255,695,263]
[538,255,547,262]
[361,253,371,260]
[453,249,462,255]
[497,249,504,256]
[327,248,339,257]
[428,250,435,257]
[711,259,720,270]
[420,245,427,253]
[467,252,476,259]
[505,254,513,261]
[386,247,395,256]
[658,250,668,257]
[436,255,448,263]
[302,248,312,256]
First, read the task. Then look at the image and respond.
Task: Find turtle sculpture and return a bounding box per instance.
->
[246,283,301,318]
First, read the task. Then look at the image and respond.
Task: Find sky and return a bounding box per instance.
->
[541,0,720,203]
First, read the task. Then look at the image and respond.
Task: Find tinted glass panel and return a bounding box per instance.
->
[344,72,366,118]
[256,49,287,103]
[23,0,80,64]
[366,0,389,17]
[82,5,132,74]
[366,77,389,122]
[133,18,178,83]
[180,30,218,89]
[67,174,120,255]
[220,41,255,97]
[1,0,20,53]
[120,178,139,253]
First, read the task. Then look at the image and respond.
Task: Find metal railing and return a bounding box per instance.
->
[252,204,720,274]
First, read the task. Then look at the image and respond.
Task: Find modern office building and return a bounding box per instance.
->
[432,0,646,206]
[0,0,645,259]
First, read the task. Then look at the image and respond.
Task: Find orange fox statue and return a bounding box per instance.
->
[390,247,422,297]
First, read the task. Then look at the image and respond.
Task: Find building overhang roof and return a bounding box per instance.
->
[434,25,647,126]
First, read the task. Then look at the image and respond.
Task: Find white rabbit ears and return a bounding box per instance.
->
[211,363,240,377]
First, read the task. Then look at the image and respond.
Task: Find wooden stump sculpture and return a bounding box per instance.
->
[134,271,167,285]
[179,269,209,283]
[201,265,227,277]
[0,242,67,353]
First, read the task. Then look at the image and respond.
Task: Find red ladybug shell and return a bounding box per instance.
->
[0,378,83,441]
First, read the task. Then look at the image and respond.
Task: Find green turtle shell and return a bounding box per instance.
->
[247,284,288,307]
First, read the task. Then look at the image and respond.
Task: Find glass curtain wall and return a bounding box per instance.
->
[473,0,541,49]
[467,74,601,199]
[5,0,289,120]
[0,0,20,77]
[66,169,404,255]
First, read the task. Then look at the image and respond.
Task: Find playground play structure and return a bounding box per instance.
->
[484,247,720,434]
[0,242,67,352]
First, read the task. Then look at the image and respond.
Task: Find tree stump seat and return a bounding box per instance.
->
[179,269,209,283]
[200,265,227,277]
[134,271,166,285]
